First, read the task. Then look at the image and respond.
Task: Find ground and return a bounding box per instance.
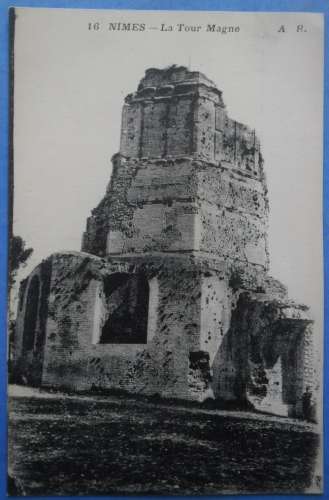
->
[8,385,321,496]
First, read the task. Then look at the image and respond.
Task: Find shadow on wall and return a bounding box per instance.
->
[210,293,316,421]
[12,259,52,387]
[98,273,149,344]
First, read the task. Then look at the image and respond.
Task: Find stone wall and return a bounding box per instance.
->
[13,259,52,386]
[13,250,315,418]
[228,293,315,418]
[13,253,214,399]
[82,156,269,271]
[119,66,262,174]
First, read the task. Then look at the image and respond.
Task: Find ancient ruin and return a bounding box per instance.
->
[12,66,316,419]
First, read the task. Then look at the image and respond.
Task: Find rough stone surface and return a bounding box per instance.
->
[13,66,316,420]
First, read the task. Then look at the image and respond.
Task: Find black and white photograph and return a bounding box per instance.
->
[7,8,324,496]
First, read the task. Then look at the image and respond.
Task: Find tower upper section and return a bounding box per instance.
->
[120,65,262,179]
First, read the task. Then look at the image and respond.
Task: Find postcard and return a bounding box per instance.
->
[7,7,324,495]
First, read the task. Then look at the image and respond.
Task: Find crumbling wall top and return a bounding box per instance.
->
[138,65,218,91]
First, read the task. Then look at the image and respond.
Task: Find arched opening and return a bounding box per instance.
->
[99,273,149,344]
[22,275,40,353]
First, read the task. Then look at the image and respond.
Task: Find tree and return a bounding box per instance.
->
[8,235,33,288]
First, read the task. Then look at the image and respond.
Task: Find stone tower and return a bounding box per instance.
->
[13,66,316,420]
[82,65,268,275]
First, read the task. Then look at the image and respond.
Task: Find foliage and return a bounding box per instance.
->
[9,235,33,288]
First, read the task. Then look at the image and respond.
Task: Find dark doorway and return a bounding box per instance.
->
[21,273,50,387]
[22,275,40,353]
[100,273,149,344]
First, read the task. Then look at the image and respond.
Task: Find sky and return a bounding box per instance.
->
[12,8,324,338]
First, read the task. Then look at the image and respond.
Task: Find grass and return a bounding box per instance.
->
[8,387,321,496]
